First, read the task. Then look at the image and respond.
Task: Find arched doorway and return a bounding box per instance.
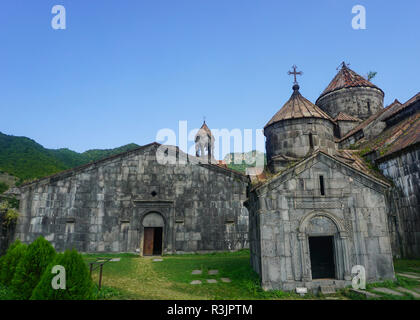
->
[142,212,164,256]
[298,211,351,282]
[306,216,338,279]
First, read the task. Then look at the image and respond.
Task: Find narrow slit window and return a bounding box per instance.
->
[65,222,75,234]
[309,133,314,148]
[319,175,325,196]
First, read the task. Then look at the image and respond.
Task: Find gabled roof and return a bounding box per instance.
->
[250,150,390,194]
[317,64,384,102]
[334,112,362,122]
[383,92,420,121]
[358,111,420,161]
[19,142,247,188]
[265,85,334,129]
[339,99,402,142]
[196,121,213,137]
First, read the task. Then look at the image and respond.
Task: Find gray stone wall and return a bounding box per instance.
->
[249,153,395,292]
[265,118,336,173]
[379,147,420,258]
[16,144,249,254]
[337,121,359,138]
[316,87,384,121]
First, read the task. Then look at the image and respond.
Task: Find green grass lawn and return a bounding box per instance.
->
[3,250,419,300]
[84,250,315,300]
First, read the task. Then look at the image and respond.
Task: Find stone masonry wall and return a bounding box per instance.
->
[265,118,336,172]
[15,144,249,254]
[316,87,384,121]
[337,121,360,138]
[379,147,420,258]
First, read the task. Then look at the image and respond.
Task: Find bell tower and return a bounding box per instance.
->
[195,121,216,163]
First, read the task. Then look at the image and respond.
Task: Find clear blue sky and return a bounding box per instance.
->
[1,0,419,158]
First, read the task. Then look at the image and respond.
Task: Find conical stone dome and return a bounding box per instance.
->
[316,63,384,120]
[265,84,334,128]
[265,85,336,173]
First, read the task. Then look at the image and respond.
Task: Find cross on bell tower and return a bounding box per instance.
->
[288,65,303,85]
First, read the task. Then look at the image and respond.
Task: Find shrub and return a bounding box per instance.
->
[31,249,94,300]
[0,201,20,226]
[0,182,8,194]
[0,240,27,286]
[11,237,56,299]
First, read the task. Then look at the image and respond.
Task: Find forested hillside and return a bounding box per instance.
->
[0,132,139,184]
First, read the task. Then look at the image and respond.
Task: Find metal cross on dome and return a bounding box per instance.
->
[288,65,303,85]
[337,61,351,70]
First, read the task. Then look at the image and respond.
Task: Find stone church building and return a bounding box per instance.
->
[15,131,250,255]
[11,62,420,292]
[248,76,394,291]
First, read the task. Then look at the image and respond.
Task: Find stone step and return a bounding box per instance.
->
[320,286,336,295]
[396,287,420,298]
[191,270,202,275]
[372,287,404,296]
[350,288,380,298]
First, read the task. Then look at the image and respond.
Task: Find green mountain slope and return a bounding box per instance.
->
[0,132,140,183]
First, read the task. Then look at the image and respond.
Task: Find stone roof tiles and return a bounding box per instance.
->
[249,150,391,190]
[339,99,402,142]
[359,111,420,160]
[19,142,247,188]
[334,112,362,122]
[196,121,213,137]
[317,64,384,101]
[265,85,334,129]
[383,92,420,121]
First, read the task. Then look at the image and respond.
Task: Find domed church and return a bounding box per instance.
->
[13,62,415,294]
[247,65,395,292]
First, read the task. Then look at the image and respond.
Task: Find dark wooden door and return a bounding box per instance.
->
[143,228,154,256]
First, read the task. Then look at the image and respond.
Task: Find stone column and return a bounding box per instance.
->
[340,232,351,281]
[298,232,311,282]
